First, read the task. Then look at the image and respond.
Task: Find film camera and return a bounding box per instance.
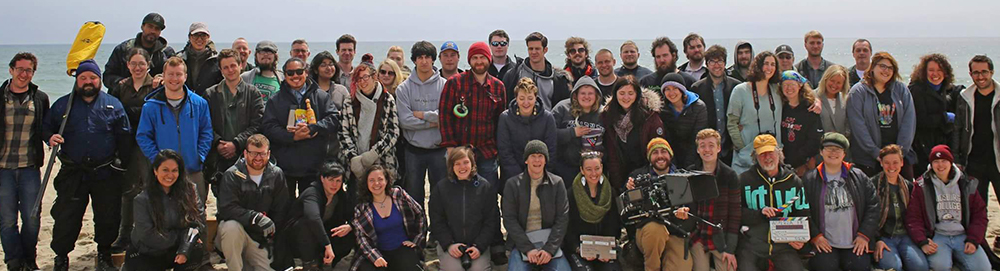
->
[618,170,721,237]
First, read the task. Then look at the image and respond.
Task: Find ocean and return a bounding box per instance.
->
[2,37,999,100]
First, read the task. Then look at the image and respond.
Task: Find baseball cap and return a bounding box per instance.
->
[256,40,278,53]
[142,13,166,30]
[440,41,459,53]
[188,22,209,35]
[775,44,794,56]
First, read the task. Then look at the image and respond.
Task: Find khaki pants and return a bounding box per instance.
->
[215,220,272,271]
[691,242,734,271]
[636,222,692,271]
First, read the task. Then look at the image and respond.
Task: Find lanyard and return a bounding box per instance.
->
[751,82,778,135]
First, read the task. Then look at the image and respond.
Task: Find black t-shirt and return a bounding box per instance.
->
[970,90,996,164]
[876,89,898,147]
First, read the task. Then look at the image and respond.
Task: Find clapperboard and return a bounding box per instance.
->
[768,196,810,243]
[580,235,617,261]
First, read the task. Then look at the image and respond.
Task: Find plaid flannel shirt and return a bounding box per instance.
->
[350,187,427,269]
[438,71,506,159]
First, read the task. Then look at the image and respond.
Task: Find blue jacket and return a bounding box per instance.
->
[846,80,916,168]
[136,86,213,172]
[43,91,130,165]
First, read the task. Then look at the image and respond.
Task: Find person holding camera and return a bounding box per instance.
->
[564,151,621,271]
[350,164,428,271]
[272,162,356,270]
[122,150,205,271]
[624,137,694,271]
[735,134,810,271]
[688,129,741,271]
[802,132,879,271]
[216,134,291,271]
[429,146,499,271]
[502,140,572,270]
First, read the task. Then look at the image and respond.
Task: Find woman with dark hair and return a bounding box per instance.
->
[340,58,400,181]
[273,162,356,270]
[565,152,621,271]
[122,150,205,271]
[909,53,961,172]
[350,165,427,271]
[309,51,350,109]
[659,73,708,169]
[727,51,782,174]
[429,146,499,271]
[778,70,823,176]
[110,47,156,250]
[600,75,664,191]
[847,52,916,179]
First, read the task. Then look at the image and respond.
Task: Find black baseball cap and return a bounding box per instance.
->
[142,13,166,30]
[775,44,793,56]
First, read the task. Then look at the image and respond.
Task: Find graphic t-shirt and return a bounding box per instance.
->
[253,75,281,102]
[876,89,898,147]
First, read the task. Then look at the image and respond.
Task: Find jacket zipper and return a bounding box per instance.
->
[462,184,467,242]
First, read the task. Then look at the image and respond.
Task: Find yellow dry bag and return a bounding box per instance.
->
[66,21,106,76]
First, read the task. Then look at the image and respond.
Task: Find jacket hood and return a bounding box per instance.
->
[404,68,441,86]
[735,41,752,61]
[518,59,556,80]
[506,95,546,123]
[674,89,701,109]
[143,85,195,105]
[572,76,605,106]
[642,87,663,113]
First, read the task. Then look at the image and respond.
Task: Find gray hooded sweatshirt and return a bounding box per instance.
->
[395,69,448,149]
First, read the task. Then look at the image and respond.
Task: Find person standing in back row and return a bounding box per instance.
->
[104,13,176,90]
[796,31,835,88]
[396,41,448,207]
[954,55,1000,248]
[502,32,572,111]
[847,52,916,179]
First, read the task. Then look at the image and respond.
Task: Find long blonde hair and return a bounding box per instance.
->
[816,64,850,102]
[378,59,405,95]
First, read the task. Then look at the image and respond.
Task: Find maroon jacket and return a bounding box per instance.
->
[906,166,988,247]
[600,88,664,191]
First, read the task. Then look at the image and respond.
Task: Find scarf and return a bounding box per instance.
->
[572,173,613,224]
[355,84,383,152]
[877,172,910,229]
[614,110,633,143]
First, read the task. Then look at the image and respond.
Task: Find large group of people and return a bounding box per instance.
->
[3,11,1000,271]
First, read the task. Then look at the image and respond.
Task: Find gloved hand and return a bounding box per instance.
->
[946,112,956,123]
[351,156,365,179]
[360,151,379,168]
[252,212,275,236]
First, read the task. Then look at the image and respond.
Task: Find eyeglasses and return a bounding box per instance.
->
[246,150,268,158]
[778,54,793,60]
[189,33,209,40]
[128,61,148,68]
[292,49,309,54]
[567,48,588,55]
[379,69,396,76]
[875,63,894,71]
[319,63,337,68]
[490,41,508,47]
[285,69,306,76]
[972,70,992,78]
[359,74,372,81]
[707,59,726,66]
[12,67,34,75]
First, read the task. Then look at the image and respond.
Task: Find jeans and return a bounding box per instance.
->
[508,248,571,271]
[478,157,499,193]
[355,247,422,271]
[876,234,929,271]
[926,234,991,271]
[0,167,41,262]
[403,146,447,208]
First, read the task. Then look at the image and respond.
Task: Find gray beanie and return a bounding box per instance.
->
[523,140,549,161]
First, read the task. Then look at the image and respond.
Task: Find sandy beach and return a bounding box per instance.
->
[4,147,1000,270]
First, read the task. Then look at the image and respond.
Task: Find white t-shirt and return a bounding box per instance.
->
[250,174,263,185]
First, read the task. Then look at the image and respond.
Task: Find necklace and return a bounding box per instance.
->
[376,196,389,209]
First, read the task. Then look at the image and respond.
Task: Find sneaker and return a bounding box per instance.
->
[96,253,118,271]
[5,259,23,271]
[53,256,69,271]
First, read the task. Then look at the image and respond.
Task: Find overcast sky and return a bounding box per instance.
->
[3,0,998,44]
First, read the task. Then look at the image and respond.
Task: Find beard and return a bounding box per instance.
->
[472,62,489,75]
[142,33,158,45]
[257,58,277,72]
[652,157,671,171]
[760,161,778,172]
[656,63,677,74]
[74,83,100,97]
[248,158,266,171]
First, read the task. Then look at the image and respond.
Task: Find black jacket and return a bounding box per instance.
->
[429,175,499,249]
[687,161,743,255]
[502,171,570,255]
[737,164,809,256]
[780,102,823,168]
[802,163,879,252]
[502,59,573,109]
[563,175,621,256]
[130,187,205,257]
[690,76,740,165]
[639,71,697,91]
[261,80,340,177]
[103,33,176,89]
[176,42,223,97]
[280,181,355,246]
[660,92,709,169]
[217,158,291,244]
[489,56,518,82]
[848,65,862,87]
[910,81,962,168]
[204,79,264,178]
[0,80,50,167]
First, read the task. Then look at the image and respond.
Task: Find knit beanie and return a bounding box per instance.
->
[646,137,673,160]
[468,41,492,64]
[524,140,549,161]
[76,59,102,78]
[929,145,954,163]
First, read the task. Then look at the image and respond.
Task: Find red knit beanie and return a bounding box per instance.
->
[929,144,954,163]
[468,41,492,63]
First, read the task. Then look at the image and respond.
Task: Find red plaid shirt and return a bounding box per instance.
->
[438,71,506,159]
[692,199,718,250]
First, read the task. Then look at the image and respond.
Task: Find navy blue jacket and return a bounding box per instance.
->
[43,90,130,164]
[260,80,340,176]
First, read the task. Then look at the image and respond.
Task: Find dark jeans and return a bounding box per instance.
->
[122,244,204,271]
[967,162,1000,204]
[117,148,150,244]
[478,157,499,193]
[291,221,354,267]
[403,146,447,208]
[286,174,320,198]
[735,244,803,271]
[0,167,41,262]
[807,247,871,271]
[355,247,422,271]
[50,167,122,256]
[568,253,620,271]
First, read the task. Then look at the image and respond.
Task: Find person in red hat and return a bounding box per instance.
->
[906,144,990,271]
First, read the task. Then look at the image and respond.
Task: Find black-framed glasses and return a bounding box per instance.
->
[490,41,508,47]
[875,63,894,71]
[246,150,268,158]
[285,69,305,76]
[379,69,396,76]
[972,70,993,77]
[567,48,588,55]
[12,67,34,75]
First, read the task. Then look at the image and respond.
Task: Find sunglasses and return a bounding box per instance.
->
[490,41,508,47]
[379,69,396,76]
[567,48,588,55]
[285,69,306,76]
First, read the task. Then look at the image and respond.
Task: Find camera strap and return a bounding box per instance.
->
[751,82,778,135]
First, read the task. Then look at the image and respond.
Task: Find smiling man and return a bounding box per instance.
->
[615,40,654,80]
[103,13,176,89]
[848,39,872,86]
[488,29,517,80]
[679,33,708,79]
[175,22,222,97]
[502,32,572,111]
[232,37,254,72]
[563,37,597,84]
[204,49,264,192]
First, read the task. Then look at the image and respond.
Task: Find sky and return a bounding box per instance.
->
[2,0,998,44]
